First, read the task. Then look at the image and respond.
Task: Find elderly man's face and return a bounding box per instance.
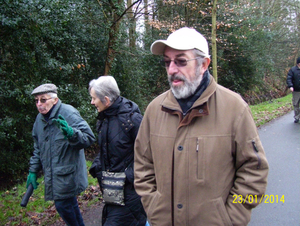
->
[34,94,58,114]
[164,46,209,99]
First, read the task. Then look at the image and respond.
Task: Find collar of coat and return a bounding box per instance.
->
[161,74,217,128]
[40,99,61,123]
[97,96,141,120]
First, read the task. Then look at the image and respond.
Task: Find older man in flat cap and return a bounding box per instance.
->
[26,83,95,226]
[134,27,269,226]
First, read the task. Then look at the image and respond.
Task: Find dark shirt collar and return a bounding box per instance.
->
[176,70,210,114]
[43,105,56,122]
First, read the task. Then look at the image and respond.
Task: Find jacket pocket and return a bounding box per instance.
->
[53,165,76,195]
[187,137,205,181]
[196,137,205,181]
[189,135,233,183]
[54,136,68,155]
[147,191,162,221]
[251,140,261,169]
[213,198,233,226]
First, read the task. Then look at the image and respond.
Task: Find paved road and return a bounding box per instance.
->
[82,112,300,226]
[248,111,300,225]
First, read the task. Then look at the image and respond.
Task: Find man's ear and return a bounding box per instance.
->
[202,58,211,71]
[199,58,211,75]
[53,97,59,105]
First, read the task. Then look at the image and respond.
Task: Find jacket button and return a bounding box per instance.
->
[178,145,183,151]
[199,109,204,113]
[177,204,183,209]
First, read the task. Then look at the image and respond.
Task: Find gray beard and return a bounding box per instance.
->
[169,67,202,99]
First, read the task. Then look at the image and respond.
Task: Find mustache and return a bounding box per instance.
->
[168,74,187,82]
[38,107,46,111]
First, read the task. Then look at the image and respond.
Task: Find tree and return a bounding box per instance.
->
[212,0,218,82]
[101,0,142,74]
[0,0,104,185]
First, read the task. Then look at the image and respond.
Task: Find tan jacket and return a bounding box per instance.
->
[134,76,268,226]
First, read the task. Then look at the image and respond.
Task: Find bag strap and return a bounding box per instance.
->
[101,122,109,171]
[101,148,106,171]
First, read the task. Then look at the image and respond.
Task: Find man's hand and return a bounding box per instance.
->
[290,87,294,92]
[26,172,39,189]
[53,114,74,139]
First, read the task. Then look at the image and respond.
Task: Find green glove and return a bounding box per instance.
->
[53,114,74,139]
[26,172,39,189]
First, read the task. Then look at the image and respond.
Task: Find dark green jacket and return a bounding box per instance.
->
[29,99,95,201]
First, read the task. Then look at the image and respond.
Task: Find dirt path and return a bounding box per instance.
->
[82,202,104,226]
[51,184,104,226]
[52,202,104,226]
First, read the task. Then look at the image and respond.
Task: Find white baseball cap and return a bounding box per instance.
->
[150,27,210,58]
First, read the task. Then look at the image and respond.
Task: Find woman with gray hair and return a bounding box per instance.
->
[88,75,147,226]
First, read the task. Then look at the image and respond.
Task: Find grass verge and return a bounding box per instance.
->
[0,161,99,226]
[250,93,292,127]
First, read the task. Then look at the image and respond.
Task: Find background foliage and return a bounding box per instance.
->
[1,0,299,187]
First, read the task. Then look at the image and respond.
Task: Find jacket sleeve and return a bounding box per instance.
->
[89,151,103,191]
[125,112,143,184]
[134,109,156,214]
[62,110,96,149]
[287,68,294,88]
[226,105,269,225]
[89,152,102,178]
[29,123,43,173]
[130,112,143,139]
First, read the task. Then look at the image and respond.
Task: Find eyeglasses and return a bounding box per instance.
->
[160,57,201,67]
[34,98,52,104]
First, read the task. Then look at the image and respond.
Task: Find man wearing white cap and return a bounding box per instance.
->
[134,27,269,225]
[26,83,95,226]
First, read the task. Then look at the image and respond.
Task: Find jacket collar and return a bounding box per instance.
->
[97,96,140,120]
[40,99,61,124]
[49,99,61,119]
[176,71,210,113]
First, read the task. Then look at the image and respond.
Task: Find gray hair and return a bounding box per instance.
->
[34,92,57,98]
[193,49,207,67]
[48,93,58,99]
[89,75,120,104]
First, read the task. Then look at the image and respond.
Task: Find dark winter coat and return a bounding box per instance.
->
[89,96,146,226]
[287,65,300,91]
[29,99,96,201]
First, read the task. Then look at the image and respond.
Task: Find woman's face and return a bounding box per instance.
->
[90,88,109,112]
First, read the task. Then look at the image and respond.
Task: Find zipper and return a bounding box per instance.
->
[252,140,261,169]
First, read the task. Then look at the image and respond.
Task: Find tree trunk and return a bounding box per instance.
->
[128,0,136,48]
[104,0,123,75]
[212,0,218,82]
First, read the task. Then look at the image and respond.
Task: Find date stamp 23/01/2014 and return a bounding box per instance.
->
[232,194,285,204]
